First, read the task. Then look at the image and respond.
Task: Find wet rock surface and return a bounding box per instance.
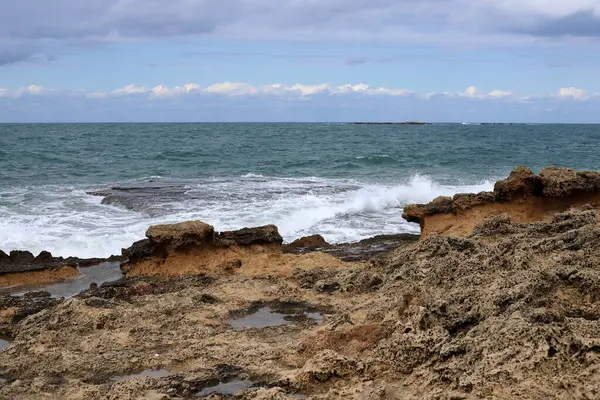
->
[0,291,62,338]
[1,262,124,299]
[229,302,326,330]
[283,233,419,262]
[0,250,124,275]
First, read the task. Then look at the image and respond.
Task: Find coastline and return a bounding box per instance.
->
[2,166,600,398]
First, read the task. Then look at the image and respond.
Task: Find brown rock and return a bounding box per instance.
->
[493,166,542,201]
[540,166,600,197]
[121,239,154,264]
[214,224,283,247]
[35,251,55,263]
[9,250,35,264]
[283,235,330,253]
[452,191,495,213]
[146,220,215,251]
[402,196,452,226]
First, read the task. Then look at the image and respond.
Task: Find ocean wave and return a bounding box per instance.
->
[0,174,495,258]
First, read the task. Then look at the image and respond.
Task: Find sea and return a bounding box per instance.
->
[1,123,599,258]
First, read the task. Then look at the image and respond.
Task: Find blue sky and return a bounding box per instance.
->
[1,0,600,122]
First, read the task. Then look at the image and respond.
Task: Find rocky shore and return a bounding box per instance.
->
[2,166,600,399]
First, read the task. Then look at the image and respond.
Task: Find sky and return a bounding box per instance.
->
[1,0,600,122]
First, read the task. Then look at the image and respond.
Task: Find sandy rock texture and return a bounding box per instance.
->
[403,166,600,238]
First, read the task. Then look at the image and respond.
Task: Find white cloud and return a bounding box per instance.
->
[288,83,331,96]
[462,86,479,98]
[558,87,588,100]
[457,86,514,99]
[0,83,594,105]
[15,85,44,97]
[204,82,258,96]
[112,84,147,95]
[488,90,513,98]
[149,83,202,97]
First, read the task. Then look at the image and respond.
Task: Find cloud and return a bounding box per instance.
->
[112,84,147,95]
[558,87,589,100]
[2,82,600,123]
[528,10,600,37]
[2,1,600,64]
[0,82,574,103]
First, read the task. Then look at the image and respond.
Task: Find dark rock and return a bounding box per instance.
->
[540,166,600,197]
[219,260,242,272]
[122,239,155,264]
[452,192,495,213]
[146,221,215,252]
[284,233,419,262]
[35,251,55,263]
[0,247,123,276]
[493,166,542,201]
[402,196,453,226]
[0,292,61,334]
[9,251,35,264]
[283,235,330,254]
[215,225,283,246]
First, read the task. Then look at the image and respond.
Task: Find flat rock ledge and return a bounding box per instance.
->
[402,166,600,238]
[0,251,124,288]
[120,222,291,277]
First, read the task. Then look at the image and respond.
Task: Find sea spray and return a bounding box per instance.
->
[0,174,494,258]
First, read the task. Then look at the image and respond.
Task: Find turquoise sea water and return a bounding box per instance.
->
[1,123,599,257]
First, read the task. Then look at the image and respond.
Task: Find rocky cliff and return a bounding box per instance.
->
[402,166,600,238]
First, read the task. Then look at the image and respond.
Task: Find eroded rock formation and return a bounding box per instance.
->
[0,250,124,288]
[121,222,354,278]
[403,166,600,237]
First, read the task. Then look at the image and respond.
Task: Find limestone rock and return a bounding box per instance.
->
[403,166,600,238]
[402,196,452,226]
[146,220,215,251]
[493,165,542,201]
[540,166,600,197]
[282,235,330,253]
[214,225,283,247]
[452,191,495,212]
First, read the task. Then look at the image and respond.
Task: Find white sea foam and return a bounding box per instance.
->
[0,175,495,258]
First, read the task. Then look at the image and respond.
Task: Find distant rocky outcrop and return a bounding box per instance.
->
[403,166,600,238]
[0,250,124,288]
[283,233,419,262]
